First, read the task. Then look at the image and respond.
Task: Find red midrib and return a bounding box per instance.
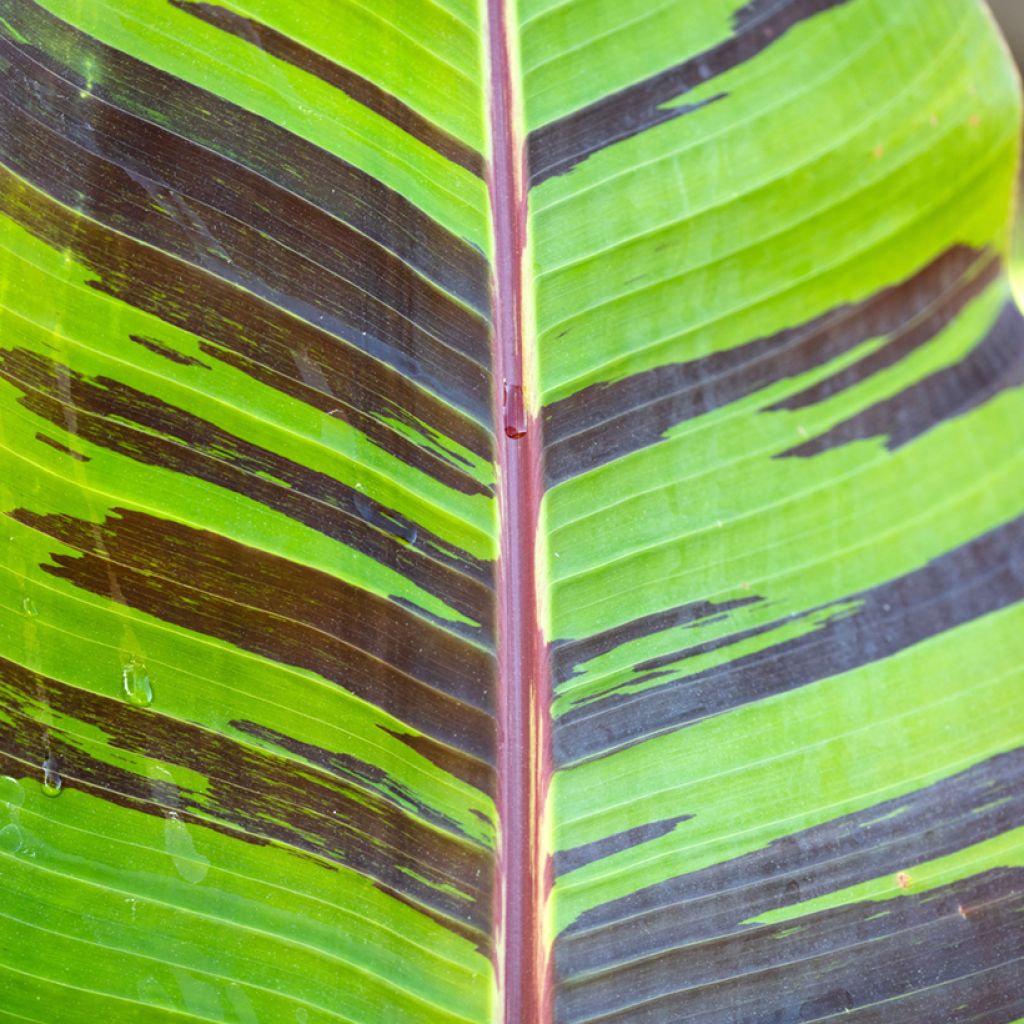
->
[486,2,552,1022]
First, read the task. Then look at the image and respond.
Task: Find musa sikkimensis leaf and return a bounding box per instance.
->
[0,1,1022,1022]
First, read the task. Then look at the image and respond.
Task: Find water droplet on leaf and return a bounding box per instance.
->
[0,823,22,854]
[122,659,154,707]
[41,758,62,797]
[352,492,418,544]
[165,812,209,884]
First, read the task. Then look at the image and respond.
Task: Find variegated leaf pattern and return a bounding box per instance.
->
[0,0,497,1020]
[530,2,1024,1021]
[0,1,1021,1023]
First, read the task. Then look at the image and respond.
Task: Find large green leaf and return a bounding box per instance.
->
[0,1,1022,1021]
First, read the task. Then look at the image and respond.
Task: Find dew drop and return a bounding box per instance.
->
[20,596,38,618]
[352,491,376,522]
[165,811,210,884]
[122,659,154,707]
[41,757,62,797]
[0,823,22,854]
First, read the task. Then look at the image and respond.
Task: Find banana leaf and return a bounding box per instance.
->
[0,1,1022,1021]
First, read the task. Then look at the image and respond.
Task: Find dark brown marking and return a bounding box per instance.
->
[0,33,491,373]
[0,348,495,630]
[0,0,490,312]
[230,719,487,837]
[381,726,495,797]
[552,595,762,685]
[766,257,1002,411]
[0,165,494,490]
[554,814,692,875]
[527,0,851,184]
[34,432,89,462]
[780,300,1024,456]
[374,879,491,954]
[169,0,485,178]
[555,512,1024,765]
[559,748,1024,956]
[0,657,492,939]
[0,86,493,403]
[11,506,497,761]
[557,872,1024,1023]
[0,43,493,366]
[543,247,995,483]
[129,335,211,369]
[557,752,1024,1022]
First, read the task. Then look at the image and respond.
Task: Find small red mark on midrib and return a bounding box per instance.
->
[503,382,527,438]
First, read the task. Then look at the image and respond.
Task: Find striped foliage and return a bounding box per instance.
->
[530,3,1024,1020]
[0,1,1022,1022]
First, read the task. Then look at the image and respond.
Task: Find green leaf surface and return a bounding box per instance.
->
[1,0,1023,1021]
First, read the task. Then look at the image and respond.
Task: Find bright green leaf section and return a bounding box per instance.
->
[551,601,1024,930]
[32,0,490,251]
[0,784,487,1023]
[0,0,498,1019]
[520,1,733,130]
[531,0,1017,402]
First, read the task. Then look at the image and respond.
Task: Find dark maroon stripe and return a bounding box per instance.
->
[0,37,491,366]
[0,93,492,401]
[169,0,485,178]
[555,512,1024,766]
[554,814,691,876]
[0,165,494,486]
[543,246,993,483]
[780,300,1024,456]
[203,343,489,483]
[11,507,497,761]
[381,726,495,796]
[559,748,1023,962]
[34,432,89,462]
[558,870,1024,1023]
[0,0,489,313]
[15,504,494,710]
[129,335,211,370]
[527,0,851,185]
[376,880,493,954]
[558,751,1024,1021]
[0,658,492,937]
[766,259,1002,411]
[230,719,490,833]
[568,606,780,711]
[552,595,761,685]
[0,348,495,631]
